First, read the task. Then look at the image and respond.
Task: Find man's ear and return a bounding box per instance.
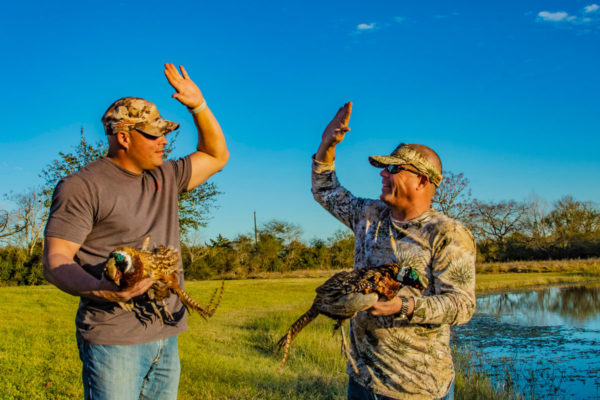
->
[115,130,131,150]
[415,175,430,191]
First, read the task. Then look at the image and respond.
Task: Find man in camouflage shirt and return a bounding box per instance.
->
[312,102,476,400]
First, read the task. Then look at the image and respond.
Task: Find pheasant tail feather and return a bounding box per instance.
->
[276,305,320,370]
[204,280,225,317]
[172,284,224,320]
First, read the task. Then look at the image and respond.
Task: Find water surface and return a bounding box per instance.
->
[453,283,600,399]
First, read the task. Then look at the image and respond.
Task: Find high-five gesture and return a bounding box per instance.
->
[163,63,229,191]
[163,63,204,109]
[316,101,352,163]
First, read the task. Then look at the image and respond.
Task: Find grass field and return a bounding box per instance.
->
[1,270,597,399]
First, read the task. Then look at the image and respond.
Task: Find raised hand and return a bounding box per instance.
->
[163,63,204,109]
[315,102,352,163]
[321,101,352,147]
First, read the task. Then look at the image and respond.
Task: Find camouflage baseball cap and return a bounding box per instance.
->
[101,97,179,137]
[369,143,443,186]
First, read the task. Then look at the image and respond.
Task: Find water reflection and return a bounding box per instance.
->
[478,282,600,328]
[453,283,600,400]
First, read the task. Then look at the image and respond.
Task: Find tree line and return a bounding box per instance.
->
[172,187,600,280]
[1,132,599,285]
[433,171,600,262]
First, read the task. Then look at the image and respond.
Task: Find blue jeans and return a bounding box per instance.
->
[348,378,454,400]
[77,335,180,400]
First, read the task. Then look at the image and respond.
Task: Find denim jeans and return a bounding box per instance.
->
[348,378,454,400]
[77,335,180,400]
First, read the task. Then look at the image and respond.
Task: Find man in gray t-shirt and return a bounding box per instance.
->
[42,63,229,400]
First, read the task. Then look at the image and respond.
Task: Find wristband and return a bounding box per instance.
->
[188,100,207,115]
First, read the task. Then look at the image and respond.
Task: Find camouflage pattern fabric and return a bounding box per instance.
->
[312,157,476,400]
[101,97,179,137]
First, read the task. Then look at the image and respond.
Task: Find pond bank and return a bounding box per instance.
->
[476,272,600,293]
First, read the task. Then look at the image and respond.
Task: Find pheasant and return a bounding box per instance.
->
[276,263,425,372]
[104,236,224,323]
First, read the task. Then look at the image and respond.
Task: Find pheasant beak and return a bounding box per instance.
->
[105,258,122,286]
[113,270,122,286]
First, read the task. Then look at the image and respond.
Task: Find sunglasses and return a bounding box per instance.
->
[384,165,431,184]
[134,129,164,141]
[383,165,423,176]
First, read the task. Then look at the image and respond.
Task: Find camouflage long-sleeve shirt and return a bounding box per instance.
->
[312,158,476,400]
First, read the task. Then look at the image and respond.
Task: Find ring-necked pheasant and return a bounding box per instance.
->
[104,236,224,323]
[276,263,425,372]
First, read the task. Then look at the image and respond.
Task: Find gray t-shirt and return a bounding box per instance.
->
[45,157,192,345]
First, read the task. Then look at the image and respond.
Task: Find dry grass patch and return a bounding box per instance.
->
[477,258,600,274]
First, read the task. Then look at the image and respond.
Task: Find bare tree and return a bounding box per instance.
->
[3,188,48,254]
[0,209,24,241]
[471,199,528,243]
[181,230,209,265]
[432,170,474,223]
[523,193,551,240]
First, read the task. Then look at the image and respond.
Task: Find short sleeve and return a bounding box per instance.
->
[44,177,95,245]
[170,157,192,194]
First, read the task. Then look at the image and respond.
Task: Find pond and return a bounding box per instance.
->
[453,283,600,399]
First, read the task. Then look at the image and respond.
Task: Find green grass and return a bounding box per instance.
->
[0,280,348,399]
[1,271,595,399]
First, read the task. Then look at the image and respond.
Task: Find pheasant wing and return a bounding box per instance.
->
[318,292,379,320]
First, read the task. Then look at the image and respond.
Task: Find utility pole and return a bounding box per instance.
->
[254,211,258,247]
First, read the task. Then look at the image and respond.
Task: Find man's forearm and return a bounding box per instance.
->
[192,106,229,164]
[44,256,153,303]
[43,255,106,298]
[410,291,476,325]
[184,105,230,190]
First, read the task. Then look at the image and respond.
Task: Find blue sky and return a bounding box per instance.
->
[1,0,599,242]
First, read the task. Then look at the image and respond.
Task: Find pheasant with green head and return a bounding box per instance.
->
[104,236,224,323]
[276,263,426,372]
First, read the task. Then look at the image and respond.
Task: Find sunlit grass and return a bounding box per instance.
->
[0,280,348,399]
[477,258,600,275]
[476,272,596,293]
[1,270,594,399]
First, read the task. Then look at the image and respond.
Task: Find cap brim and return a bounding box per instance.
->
[135,119,179,137]
[368,155,410,168]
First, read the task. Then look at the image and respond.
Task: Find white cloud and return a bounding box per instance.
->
[537,11,571,22]
[356,23,376,30]
[535,6,600,28]
[393,16,406,23]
